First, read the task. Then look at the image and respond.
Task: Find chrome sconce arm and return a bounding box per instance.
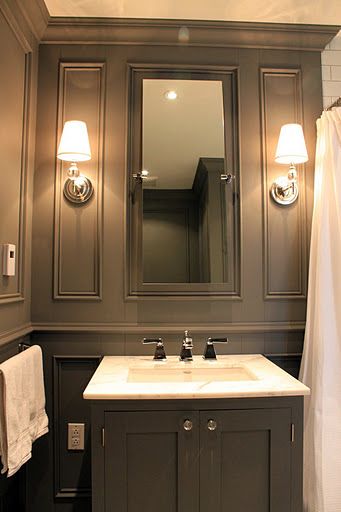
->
[271,163,299,205]
[63,162,94,204]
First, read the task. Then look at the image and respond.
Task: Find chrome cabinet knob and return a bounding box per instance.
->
[207,419,217,431]
[183,419,193,431]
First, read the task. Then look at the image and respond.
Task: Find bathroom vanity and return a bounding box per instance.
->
[84,355,309,512]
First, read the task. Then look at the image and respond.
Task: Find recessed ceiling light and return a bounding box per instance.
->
[164,90,178,100]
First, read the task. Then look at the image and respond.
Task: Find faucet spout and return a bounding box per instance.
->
[179,330,193,362]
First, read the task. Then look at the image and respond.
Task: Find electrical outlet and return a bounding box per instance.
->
[68,423,85,450]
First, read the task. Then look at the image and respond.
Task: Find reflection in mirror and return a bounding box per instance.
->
[142,79,228,283]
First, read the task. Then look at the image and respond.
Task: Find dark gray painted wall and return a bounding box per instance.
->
[0,2,47,509]
[143,189,200,283]
[0,0,45,344]
[27,29,327,510]
[0,12,334,511]
[26,331,304,512]
[32,43,321,333]
[0,338,31,512]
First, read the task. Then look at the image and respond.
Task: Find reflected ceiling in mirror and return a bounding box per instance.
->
[142,79,225,190]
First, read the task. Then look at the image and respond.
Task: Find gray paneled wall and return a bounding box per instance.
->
[0,1,47,508]
[261,69,307,298]
[0,0,45,340]
[54,63,105,300]
[0,12,27,302]
[32,43,321,331]
[28,19,332,512]
[26,329,304,512]
[0,338,30,512]
[53,355,101,499]
[143,189,200,283]
[0,10,335,511]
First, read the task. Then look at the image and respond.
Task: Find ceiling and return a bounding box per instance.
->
[44,0,341,25]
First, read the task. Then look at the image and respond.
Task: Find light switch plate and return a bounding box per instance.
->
[67,423,85,450]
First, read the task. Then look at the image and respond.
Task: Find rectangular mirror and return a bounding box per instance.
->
[127,66,240,297]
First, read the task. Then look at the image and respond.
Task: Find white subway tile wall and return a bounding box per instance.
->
[322,30,341,109]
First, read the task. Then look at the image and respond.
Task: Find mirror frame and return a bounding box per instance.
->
[126,64,241,298]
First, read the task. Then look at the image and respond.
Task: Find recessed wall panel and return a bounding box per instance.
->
[261,69,307,299]
[54,63,105,299]
[53,356,101,498]
[0,11,30,302]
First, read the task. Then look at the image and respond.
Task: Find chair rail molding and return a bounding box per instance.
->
[31,321,305,334]
[0,323,33,346]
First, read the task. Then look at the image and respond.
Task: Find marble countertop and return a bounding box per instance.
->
[83,355,310,400]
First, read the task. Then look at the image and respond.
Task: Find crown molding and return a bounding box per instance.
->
[0,0,49,50]
[41,17,340,50]
[17,0,50,41]
[0,320,304,344]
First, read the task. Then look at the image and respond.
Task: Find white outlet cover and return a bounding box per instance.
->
[67,423,85,450]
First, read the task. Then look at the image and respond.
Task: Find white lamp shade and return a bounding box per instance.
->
[57,120,91,162]
[275,123,308,164]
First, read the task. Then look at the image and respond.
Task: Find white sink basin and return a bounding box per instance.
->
[128,366,257,383]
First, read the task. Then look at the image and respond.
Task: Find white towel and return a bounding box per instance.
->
[0,345,49,477]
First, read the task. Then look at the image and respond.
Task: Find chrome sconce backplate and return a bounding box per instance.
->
[270,176,298,205]
[63,176,94,204]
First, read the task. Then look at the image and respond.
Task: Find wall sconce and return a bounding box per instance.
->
[57,120,93,204]
[271,123,308,205]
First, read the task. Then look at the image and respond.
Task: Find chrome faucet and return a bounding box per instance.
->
[202,337,228,360]
[179,330,193,362]
[142,338,167,360]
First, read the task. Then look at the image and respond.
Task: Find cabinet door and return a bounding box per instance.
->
[105,411,199,512]
[200,409,292,512]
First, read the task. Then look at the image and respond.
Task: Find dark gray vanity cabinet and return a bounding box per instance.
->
[200,409,292,512]
[104,411,199,512]
[91,397,303,512]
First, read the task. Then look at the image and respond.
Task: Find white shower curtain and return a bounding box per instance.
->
[300,107,341,512]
